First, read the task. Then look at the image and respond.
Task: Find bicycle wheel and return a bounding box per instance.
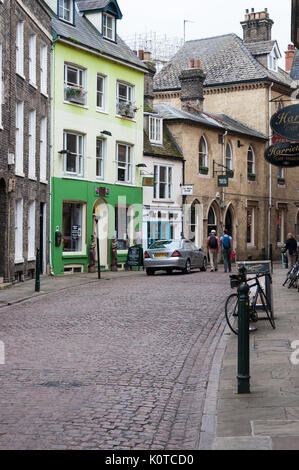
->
[259,289,276,329]
[288,269,298,288]
[225,293,239,335]
[283,268,293,286]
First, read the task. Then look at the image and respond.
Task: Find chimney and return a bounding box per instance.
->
[142,51,156,109]
[179,58,206,113]
[241,8,274,43]
[138,50,144,60]
[285,44,296,72]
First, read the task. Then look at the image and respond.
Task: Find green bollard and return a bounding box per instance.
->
[262,247,266,260]
[237,266,250,394]
[35,248,40,292]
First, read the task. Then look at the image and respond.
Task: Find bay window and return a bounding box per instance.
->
[63,132,84,176]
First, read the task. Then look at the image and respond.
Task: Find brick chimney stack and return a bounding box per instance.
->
[179,58,206,113]
[241,8,274,43]
[285,44,296,72]
[142,51,156,109]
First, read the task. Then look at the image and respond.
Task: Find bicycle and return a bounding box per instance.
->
[225,272,276,335]
[282,259,299,289]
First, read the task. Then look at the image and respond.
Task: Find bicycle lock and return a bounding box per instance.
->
[237,265,250,394]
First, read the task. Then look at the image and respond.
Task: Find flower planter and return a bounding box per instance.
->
[199,166,209,175]
[248,173,256,181]
[65,87,87,105]
[277,178,285,185]
[226,170,234,178]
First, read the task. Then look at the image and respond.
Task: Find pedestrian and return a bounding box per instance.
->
[207,229,219,272]
[220,229,232,273]
[284,233,297,267]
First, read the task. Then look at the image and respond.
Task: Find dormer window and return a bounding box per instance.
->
[268,44,280,72]
[149,116,163,145]
[58,0,73,24]
[103,13,115,41]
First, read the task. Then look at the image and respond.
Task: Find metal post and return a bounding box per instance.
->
[95,218,101,279]
[262,247,266,260]
[35,248,40,292]
[237,266,250,394]
[269,243,273,272]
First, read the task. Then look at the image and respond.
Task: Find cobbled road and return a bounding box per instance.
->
[0,269,231,450]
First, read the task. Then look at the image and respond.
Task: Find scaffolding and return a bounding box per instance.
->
[122,32,184,72]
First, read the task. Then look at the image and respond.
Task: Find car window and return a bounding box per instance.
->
[190,242,198,250]
[149,240,181,250]
[184,242,193,250]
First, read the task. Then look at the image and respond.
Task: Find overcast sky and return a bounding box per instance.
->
[117,0,292,68]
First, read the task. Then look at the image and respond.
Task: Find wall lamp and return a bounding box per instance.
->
[136,163,147,168]
[58,149,70,155]
[101,130,112,136]
[237,140,244,148]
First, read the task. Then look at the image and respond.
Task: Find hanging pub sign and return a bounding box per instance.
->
[264,142,299,167]
[270,104,299,141]
[217,174,228,187]
[142,177,154,187]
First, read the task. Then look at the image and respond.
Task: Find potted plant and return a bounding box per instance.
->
[226,169,234,178]
[65,86,87,104]
[199,165,209,174]
[248,173,256,181]
[277,177,285,185]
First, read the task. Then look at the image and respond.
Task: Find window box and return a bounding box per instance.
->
[226,169,234,178]
[277,177,285,185]
[65,86,87,105]
[117,101,136,119]
[199,166,209,175]
[248,173,256,181]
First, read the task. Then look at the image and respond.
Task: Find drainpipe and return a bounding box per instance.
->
[222,129,228,228]
[182,158,186,238]
[268,83,273,258]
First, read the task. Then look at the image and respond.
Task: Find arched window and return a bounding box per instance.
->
[225,142,232,171]
[208,206,217,236]
[199,136,208,170]
[247,145,255,177]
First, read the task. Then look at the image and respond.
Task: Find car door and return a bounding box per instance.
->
[190,242,202,267]
[183,240,195,267]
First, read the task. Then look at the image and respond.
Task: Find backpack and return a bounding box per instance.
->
[208,234,218,249]
[222,235,231,249]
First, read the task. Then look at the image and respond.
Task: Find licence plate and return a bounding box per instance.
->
[155,253,168,258]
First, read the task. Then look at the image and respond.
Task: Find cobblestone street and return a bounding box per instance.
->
[0,269,231,450]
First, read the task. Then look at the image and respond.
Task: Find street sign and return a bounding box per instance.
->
[270,104,299,141]
[181,185,194,196]
[264,142,299,167]
[218,175,228,187]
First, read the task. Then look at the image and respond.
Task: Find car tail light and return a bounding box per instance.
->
[171,250,182,257]
[144,251,150,258]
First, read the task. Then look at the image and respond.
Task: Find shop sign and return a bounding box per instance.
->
[181,185,194,195]
[125,245,144,269]
[264,142,299,167]
[72,225,81,240]
[217,175,228,187]
[142,177,155,187]
[270,104,299,141]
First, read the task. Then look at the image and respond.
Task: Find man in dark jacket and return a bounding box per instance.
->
[285,233,297,267]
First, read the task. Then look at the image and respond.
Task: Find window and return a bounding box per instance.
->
[15,199,23,263]
[64,63,86,105]
[276,208,285,244]
[208,207,217,236]
[225,142,232,171]
[15,101,24,176]
[96,138,104,178]
[116,143,132,183]
[40,45,47,95]
[16,22,24,76]
[28,201,35,260]
[28,110,36,179]
[247,145,255,177]
[199,136,208,169]
[149,116,163,145]
[96,74,105,110]
[40,117,47,182]
[62,202,86,253]
[277,167,285,183]
[115,206,129,249]
[58,0,73,23]
[29,34,36,86]
[116,82,134,117]
[247,207,254,245]
[103,13,115,40]
[63,132,84,176]
[153,165,172,199]
[0,44,2,126]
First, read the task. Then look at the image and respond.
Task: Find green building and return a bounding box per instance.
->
[44,0,147,274]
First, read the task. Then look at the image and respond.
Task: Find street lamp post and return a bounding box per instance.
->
[95,216,101,279]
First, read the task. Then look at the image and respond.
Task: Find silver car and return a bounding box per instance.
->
[144,239,207,275]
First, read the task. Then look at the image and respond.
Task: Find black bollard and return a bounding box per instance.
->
[237,266,250,394]
[35,248,40,292]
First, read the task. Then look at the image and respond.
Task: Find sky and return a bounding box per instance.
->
[117,0,292,69]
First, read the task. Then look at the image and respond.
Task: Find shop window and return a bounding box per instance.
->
[115,206,130,250]
[62,202,86,253]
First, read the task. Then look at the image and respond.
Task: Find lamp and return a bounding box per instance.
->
[238,140,244,148]
[58,149,70,155]
[100,130,112,136]
[136,163,147,168]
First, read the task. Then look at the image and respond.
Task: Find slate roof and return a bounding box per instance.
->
[51,5,147,71]
[244,40,277,56]
[77,0,110,10]
[153,103,267,141]
[144,126,183,160]
[290,49,299,80]
[154,33,294,91]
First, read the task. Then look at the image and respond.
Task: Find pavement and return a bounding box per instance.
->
[200,263,299,451]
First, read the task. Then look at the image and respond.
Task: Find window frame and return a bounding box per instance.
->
[149,116,163,145]
[153,165,173,200]
[15,101,24,176]
[64,63,87,105]
[28,109,36,179]
[225,142,233,171]
[116,81,134,117]
[58,0,74,24]
[62,201,87,255]
[96,73,106,111]
[29,34,37,87]
[247,145,255,177]
[0,44,2,127]
[247,207,255,246]
[102,12,116,41]
[96,137,104,179]
[116,143,132,184]
[28,200,36,261]
[40,117,47,183]
[63,131,84,177]
[40,44,48,95]
[16,21,24,77]
[199,136,208,169]
[15,198,24,264]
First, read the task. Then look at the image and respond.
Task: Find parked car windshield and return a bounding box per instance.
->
[149,240,181,250]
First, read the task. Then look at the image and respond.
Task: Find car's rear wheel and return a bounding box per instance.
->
[146,268,155,276]
[183,259,191,274]
[200,257,207,272]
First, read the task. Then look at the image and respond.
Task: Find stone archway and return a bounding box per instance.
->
[207,201,220,237]
[224,203,236,248]
[0,179,7,279]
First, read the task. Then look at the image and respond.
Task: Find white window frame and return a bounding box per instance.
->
[278,167,285,179]
[29,34,37,87]
[225,142,233,171]
[153,165,173,200]
[58,0,73,23]
[16,21,24,77]
[15,199,24,264]
[116,81,134,116]
[63,131,84,177]
[149,116,163,145]
[103,13,115,41]
[40,117,47,183]
[247,145,255,176]
[15,101,24,176]
[96,74,105,111]
[96,137,104,179]
[116,143,132,184]
[28,109,36,179]
[62,202,87,255]
[28,200,36,260]
[199,136,208,169]
[0,44,2,127]
[64,63,86,104]
[40,44,48,95]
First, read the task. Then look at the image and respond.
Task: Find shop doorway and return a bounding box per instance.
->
[0,179,7,279]
[207,206,217,236]
[93,198,109,269]
[225,208,233,236]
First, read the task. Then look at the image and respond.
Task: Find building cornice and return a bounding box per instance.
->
[16,0,52,41]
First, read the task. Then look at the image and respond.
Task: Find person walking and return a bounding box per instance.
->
[285,233,297,267]
[220,229,232,273]
[207,230,219,272]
